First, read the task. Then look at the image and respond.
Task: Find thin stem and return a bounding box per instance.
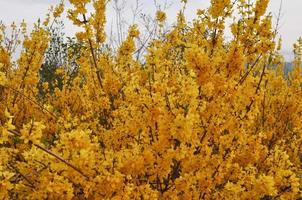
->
[82,14,104,89]
[4,85,58,120]
[8,130,89,179]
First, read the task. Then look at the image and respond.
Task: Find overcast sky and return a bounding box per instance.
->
[0,0,301,61]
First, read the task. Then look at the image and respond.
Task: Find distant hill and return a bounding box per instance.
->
[284,62,293,77]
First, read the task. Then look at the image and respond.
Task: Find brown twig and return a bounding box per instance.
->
[238,54,262,85]
[8,130,89,179]
[8,163,35,188]
[82,14,104,89]
[34,143,89,179]
[4,85,58,120]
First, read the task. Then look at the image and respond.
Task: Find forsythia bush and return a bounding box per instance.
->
[0,0,302,199]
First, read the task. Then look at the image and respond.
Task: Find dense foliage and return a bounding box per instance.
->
[0,0,301,199]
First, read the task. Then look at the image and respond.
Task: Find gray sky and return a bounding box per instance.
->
[0,0,301,61]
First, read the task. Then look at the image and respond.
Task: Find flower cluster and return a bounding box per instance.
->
[0,0,301,199]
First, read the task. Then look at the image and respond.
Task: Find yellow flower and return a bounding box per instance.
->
[128,25,139,38]
[53,2,64,18]
[0,71,6,86]
[156,10,167,23]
